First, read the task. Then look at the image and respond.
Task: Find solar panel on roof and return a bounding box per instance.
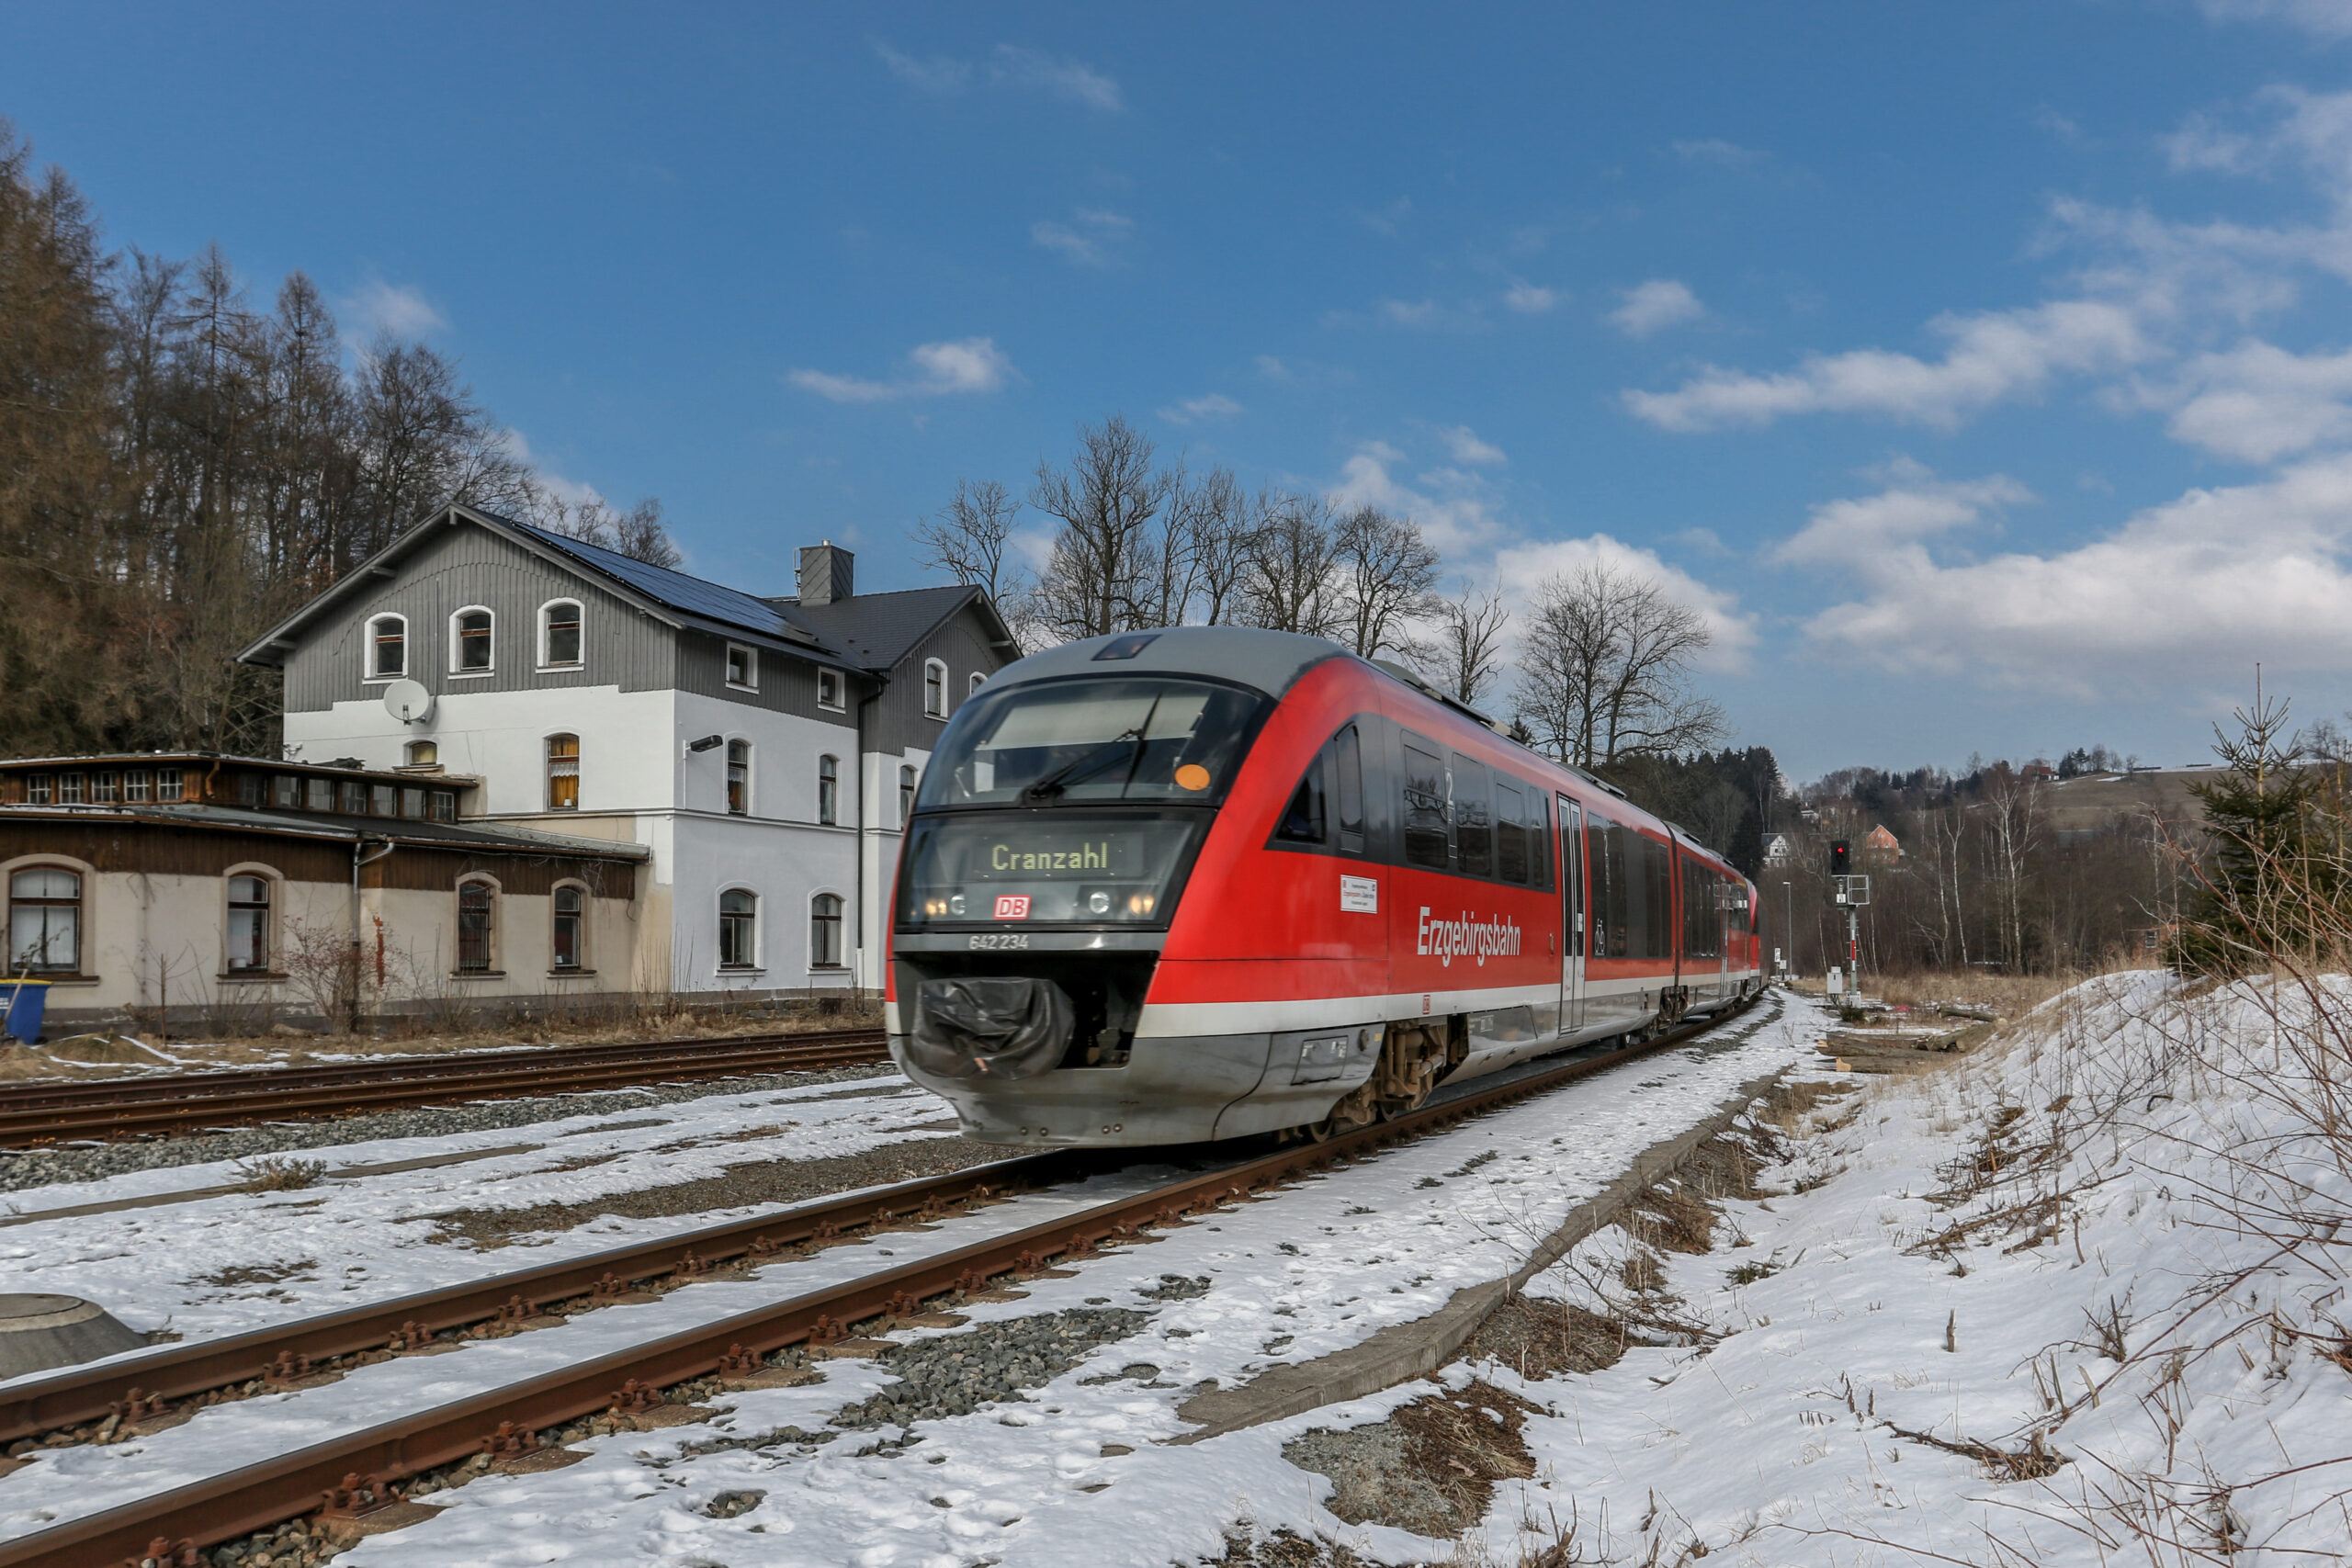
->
[499,516,804,641]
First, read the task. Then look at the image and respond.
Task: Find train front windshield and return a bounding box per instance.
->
[898,676,1265,930]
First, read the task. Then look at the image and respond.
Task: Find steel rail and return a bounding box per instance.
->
[0,994,1764,1568]
[0,1030,890,1146]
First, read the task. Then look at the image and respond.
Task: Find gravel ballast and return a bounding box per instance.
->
[0,1065,905,1196]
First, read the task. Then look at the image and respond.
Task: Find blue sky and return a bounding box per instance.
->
[7,1,2352,778]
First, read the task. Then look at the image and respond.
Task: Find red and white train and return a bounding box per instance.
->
[887,626,1760,1146]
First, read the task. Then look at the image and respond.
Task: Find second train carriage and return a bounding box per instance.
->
[886,626,1758,1146]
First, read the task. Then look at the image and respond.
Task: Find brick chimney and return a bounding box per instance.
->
[798,541,854,605]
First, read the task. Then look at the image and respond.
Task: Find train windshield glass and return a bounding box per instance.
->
[918,677,1264,807]
[898,813,1204,928]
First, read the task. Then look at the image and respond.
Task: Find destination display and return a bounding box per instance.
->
[898,813,1204,926]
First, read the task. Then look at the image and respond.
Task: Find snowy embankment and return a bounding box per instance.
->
[1429,970,2352,1567]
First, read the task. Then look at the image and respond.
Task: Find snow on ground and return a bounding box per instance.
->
[0,1073,958,1347]
[0,998,1816,1561]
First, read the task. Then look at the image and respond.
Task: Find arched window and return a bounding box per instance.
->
[551,885,585,971]
[817,755,839,826]
[540,600,582,668]
[718,889,758,969]
[899,764,917,825]
[810,893,843,969]
[726,740,751,817]
[457,879,497,973]
[226,874,273,973]
[8,867,81,974]
[923,660,947,718]
[451,607,493,673]
[546,734,580,810]
[367,615,407,679]
[969,671,986,697]
[404,739,437,767]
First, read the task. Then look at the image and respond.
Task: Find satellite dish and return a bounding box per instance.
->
[382,679,435,725]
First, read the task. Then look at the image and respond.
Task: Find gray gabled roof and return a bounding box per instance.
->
[237,504,1012,676]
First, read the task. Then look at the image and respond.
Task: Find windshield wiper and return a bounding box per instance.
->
[1022,726,1146,802]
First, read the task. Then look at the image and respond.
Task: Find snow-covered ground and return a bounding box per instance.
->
[0,998,1820,1561]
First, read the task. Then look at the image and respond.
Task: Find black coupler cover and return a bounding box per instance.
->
[905,976,1075,1080]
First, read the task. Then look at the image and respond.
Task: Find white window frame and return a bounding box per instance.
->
[899,763,918,829]
[725,642,759,691]
[718,886,762,971]
[969,671,987,697]
[221,863,280,978]
[364,613,408,682]
[725,738,753,818]
[816,667,845,711]
[808,889,847,971]
[923,659,948,719]
[448,605,496,678]
[817,754,840,827]
[537,598,585,671]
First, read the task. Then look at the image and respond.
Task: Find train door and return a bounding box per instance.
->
[1556,795,1584,1035]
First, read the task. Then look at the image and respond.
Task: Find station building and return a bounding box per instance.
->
[3,505,1014,1031]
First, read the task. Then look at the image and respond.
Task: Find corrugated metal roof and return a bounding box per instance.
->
[0,802,650,859]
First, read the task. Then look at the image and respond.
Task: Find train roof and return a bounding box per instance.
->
[989,626,1351,696]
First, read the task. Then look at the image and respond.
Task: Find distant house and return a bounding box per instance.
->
[1862,824,1903,863]
[1761,832,1797,868]
[233,504,1018,1004]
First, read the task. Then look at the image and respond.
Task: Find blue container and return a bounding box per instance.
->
[1,980,51,1044]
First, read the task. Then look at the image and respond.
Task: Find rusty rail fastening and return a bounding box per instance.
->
[0,1026,890,1147]
[0,994,1763,1568]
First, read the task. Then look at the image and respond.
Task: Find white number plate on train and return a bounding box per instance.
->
[969,933,1031,950]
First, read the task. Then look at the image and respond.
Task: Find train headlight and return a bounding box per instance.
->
[948,894,967,917]
[1088,890,1112,915]
[923,897,949,917]
[1126,892,1156,916]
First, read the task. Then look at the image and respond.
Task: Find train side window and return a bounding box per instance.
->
[1588,808,1630,958]
[1401,735,1449,870]
[1452,753,1492,878]
[1494,778,1528,884]
[1529,789,1551,891]
[1334,725,1364,853]
[1639,834,1673,959]
[1278,752,1328,843]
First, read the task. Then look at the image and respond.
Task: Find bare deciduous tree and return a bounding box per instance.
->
[914,477,1023,604]
[1423,581,1510,705]
[1236,489,1341,636]
[1331,504,1439,659]
[1514,561,1727,766]
[1028,413,1174,641]
[1180,467,1250,626]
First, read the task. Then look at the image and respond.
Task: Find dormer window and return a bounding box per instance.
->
[726,643,757,690]
[817,668,844,711]
[452,607,493,673]
[367,615,406,679]
[541,600,582,668]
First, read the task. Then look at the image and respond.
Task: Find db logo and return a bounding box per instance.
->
[992,895,1032,920]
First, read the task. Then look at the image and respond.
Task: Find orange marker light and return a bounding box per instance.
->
[1174,763,1211,792]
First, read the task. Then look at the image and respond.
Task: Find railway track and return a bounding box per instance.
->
[0,993,1770,1568]
[0,1027,891,1148]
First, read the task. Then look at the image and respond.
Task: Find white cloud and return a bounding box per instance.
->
[788,337,1014,403]
[1378,298,1439,327]
[345,279,447,340]
[1489,535,1758,675]
[1609,278,1705,338]
[1327,441,1505,558]
[2135,340,2352,463]
[1624,299,2151,431]
[1783,455,2352,697]
[1158,393,1241,424]
[872,40,1122,110]
[1673,138,1769,168]
[1503,281,1561,313]
[1438,425,1506,466]
[1031,209,1132,267]
[2196,0,2352,39]
[1254,355,1293,381]
[1770,463,2034,569]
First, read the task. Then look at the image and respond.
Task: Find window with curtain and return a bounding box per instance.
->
[457,881,495,972]
[810,893,843,968]
[818,755,839,826]
[727,740,750,816]
[718,889,758,968]
[453,608,492,672]
[226,875,272,971]
[552,886,584,970]
[8,868,80,974]
[547,735,580,810]
[543,601,582,666]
